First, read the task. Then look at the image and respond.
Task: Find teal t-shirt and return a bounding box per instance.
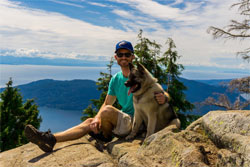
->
[108,71,134,117]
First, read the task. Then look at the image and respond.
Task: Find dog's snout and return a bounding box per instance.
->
[124,81,130,87]
[124,81,128,87]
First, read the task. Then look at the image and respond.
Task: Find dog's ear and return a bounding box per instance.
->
[137,63,145,74]
[129,63,134,71]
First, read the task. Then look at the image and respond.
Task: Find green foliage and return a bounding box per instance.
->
[0,78,42,151]
[81,104,98,121]
[159,38,184,88]
[160,38,196,129]
[160,38,194,112]
[134,29,166,84]
[92,58,114,110]
[81,58,121,121]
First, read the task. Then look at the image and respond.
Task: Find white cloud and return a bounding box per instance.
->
[49,0,85,8]
[109,0,249,70]
[170,0,184,6]
[109,0,198,21]
[88,2,110,8]
[0,0,137,59]
[112,9,134,19]
[0,0,249,72]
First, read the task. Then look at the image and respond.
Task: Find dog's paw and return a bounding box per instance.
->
[125,134,135,140]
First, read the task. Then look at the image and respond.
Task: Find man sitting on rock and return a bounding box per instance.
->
[25,40,168,152]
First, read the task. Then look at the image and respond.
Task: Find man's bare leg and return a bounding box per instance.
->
[55,118,93,142]
[55,105,119,142]
[25,105,120,152]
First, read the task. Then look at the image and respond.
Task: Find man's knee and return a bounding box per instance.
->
[85,118,94,123]
[78,118,93,128]
[100,105,115,117]
[102,105,114,112]
[99,105,118,127]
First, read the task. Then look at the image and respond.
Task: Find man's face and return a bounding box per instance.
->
[115,49,135,67]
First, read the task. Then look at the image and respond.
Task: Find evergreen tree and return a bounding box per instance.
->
[134,30,166,84]
[81,57,121,121]
[159,38,196,129]
[0,79,42,151]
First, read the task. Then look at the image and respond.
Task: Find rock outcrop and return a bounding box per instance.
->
[1,110,249,167]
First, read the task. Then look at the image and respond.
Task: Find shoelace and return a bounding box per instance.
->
[41,129,52,137]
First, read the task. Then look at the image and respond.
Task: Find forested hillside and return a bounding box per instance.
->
[0,78,242,114]
[9,79,100,110]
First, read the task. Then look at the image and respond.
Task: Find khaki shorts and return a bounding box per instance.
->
[112,110,132,137]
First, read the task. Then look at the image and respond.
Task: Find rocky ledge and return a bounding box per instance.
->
[1,110,249,167]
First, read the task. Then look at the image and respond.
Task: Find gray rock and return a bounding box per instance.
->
[202,110,250,167]
[1,110,249,167]
[0,137,117,167]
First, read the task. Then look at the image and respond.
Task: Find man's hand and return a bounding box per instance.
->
[154,92,167,105]
[90,117,101,134]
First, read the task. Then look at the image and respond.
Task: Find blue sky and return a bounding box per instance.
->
[0,0,249,81]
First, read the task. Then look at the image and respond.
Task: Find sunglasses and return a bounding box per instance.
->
[116,52,132,58]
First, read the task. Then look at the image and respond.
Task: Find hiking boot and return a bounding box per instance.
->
[25,124,56,152]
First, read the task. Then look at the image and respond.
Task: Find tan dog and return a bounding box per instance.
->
[125,63,180,139]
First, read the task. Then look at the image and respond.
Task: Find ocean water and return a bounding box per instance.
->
[38,107,84,133]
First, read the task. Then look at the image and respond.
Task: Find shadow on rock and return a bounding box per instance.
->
[28,142,88,163]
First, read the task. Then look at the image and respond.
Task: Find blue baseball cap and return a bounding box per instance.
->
[115,40,134,53]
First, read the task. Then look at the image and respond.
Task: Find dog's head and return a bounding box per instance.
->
[125,63,146,95]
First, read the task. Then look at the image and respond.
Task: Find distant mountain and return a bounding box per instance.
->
[195,79,232,87]
[179,78,242,115]
[0,78,243,115]
[180,78,233,102]
[0,79,101,110]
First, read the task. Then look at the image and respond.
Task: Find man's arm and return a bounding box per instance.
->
[99,94,117,111]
